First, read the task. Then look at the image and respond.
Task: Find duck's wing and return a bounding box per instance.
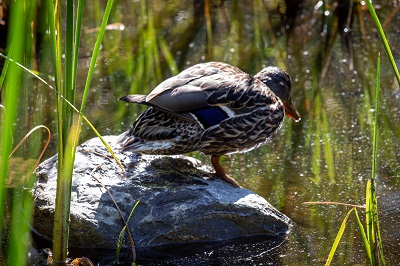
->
[120,62,279,129]
[144,62,244,112]
[149,62,245,97]
[145,62,276,113]
[119,62,243,106]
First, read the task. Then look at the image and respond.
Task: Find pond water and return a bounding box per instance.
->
[11,0,400,265]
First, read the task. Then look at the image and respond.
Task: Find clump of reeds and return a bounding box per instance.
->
[322,53,386,266]
[0,0,124,264]
[306,0,400,263]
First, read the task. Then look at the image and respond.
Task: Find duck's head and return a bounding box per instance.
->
[254,67,301,122]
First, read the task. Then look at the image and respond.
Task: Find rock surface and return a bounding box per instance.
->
[33,136,291,263]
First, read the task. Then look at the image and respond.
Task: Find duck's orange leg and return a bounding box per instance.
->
[211,155,241,188]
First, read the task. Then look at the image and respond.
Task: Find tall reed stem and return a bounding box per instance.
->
[49,0,115,263]
[365,0,400,87]
[51,0,74,261]
[0,1,34,265]
[366,52,386,265]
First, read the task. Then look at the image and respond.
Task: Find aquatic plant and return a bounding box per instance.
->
[48,0,123,263]
[365,0,400,87]
[0,1,36,265]
[322,53,386,266]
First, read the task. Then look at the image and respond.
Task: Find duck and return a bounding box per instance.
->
[117,62,300,187]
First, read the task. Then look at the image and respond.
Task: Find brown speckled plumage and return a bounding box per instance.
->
[117,62,300,187]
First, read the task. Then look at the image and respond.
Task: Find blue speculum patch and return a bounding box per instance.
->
[191,107,229,128]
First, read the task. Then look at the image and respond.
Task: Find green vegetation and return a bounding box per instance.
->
[49,0,119,263]
[0,1,36,265]
[0,0,399,265]
[365,0,400,86]
[323,53,386,266]
[322,1,400,264]
[0,0,123,264]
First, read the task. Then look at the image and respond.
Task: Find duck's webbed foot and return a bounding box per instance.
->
[211,155,241,188]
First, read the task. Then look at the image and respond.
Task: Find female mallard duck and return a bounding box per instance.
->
[117,62,300,187]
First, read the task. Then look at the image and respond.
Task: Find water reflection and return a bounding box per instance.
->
[12,0,400,264]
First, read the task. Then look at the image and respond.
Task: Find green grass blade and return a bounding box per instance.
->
[72,0,118,172]
[7,187,35,266]
[374,204,386,266]
[158,36,179,75]
[370,52,386,265]
[365,0,400,87]
[51,0,75,260]
[51,0,116,262]
[80,0,114,113]
[0,0,29,262]
[47,0,60,107]
[371,53,380,182]
[321,107,335,183]
[72,0,84,95]
[0,46,11,90]
[363,53,386,266]
[49,0,64,155]
[0,0,20,225]
[48,1,68,259]
[115,200,140,263]
[354,209,373,264]
[76,0,119,166]
[368,180,386,265]
[325,207,355,266]
[0,0,37,264]
[53,119,81,263]
[147,6,162,83]
[365,180,375,265]
[66,0,75,113]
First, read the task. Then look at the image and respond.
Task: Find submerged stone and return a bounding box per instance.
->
[33,136,291,264]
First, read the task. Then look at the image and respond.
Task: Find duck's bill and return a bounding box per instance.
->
[284,100,301,122]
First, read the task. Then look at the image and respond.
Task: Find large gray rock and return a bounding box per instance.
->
[33,136,290,264]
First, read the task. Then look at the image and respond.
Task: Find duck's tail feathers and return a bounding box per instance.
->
[114,131,131,147]
[115,130,177,154]
[119,94,148,104]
